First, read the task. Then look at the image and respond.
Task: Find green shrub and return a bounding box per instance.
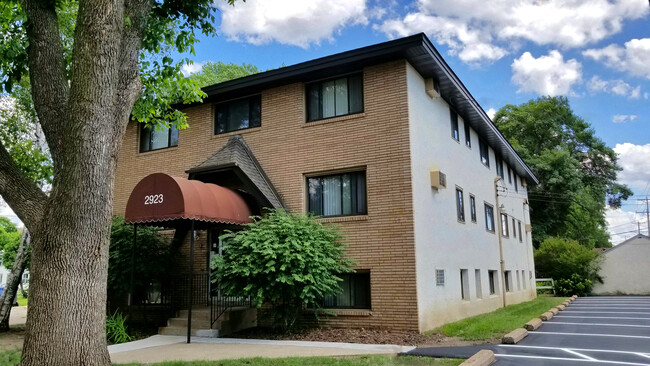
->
[213,209,354,332]
[534,237,601,295]
[554,274,593,297]
[106,310,133,344]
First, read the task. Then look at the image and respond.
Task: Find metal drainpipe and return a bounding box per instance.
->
[494,177,507,308]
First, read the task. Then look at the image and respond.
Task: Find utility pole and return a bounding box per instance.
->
[638,197,650,236]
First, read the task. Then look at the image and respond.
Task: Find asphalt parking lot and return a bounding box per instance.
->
[407,296,650,365]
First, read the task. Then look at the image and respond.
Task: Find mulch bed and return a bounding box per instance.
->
[228,326,493,347]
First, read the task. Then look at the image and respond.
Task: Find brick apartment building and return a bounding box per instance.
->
[114,33,538,334]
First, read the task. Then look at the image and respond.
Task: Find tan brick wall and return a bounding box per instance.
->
[114,60,419,331]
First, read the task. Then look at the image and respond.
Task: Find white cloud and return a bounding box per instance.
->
[511,51,582,96]
[378,0,648,64]
[612,114,639,123]
[606,208,646,245]
[583,38,650,79]
[486,108,496,119]
[587,76,641,98]
[614,143,650,191]
[217,0,368,48]
[181,62,204,76]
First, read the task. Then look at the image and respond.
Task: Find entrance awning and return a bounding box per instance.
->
[125,173,253,226]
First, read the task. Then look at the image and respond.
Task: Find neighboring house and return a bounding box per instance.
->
[113,33,537,333]
[592,234,650,295]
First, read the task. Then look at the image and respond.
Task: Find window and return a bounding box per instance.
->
[507,166,512,184]
[469,195,477,223]
[307,171,367,217]
[518,221,523,242]
[456,188,465,222]
[323,272,370,309]
[460,269,470,300]
[479,139,490,167]
[512,218,517,239]
[500,213,509,237]
[488,270,498,295]
[496,156,504,178]
[514,174,519,192]
[436,269,445,286]
[464,121,471,148]
[485,203,495,232]
[522,270,527,289]
[505,271,511,292]
[475,269,482,299]
[307,74,363,121]
[516,271,521,291]
[139,124,178,152]
[450,110,459,141]
[215,95,261,134]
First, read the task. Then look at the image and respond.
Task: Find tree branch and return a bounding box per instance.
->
[21,0,69,160]
[0,142,47,232]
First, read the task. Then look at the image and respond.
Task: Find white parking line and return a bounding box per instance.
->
[530,331,650,339]
[564,349,597,360]
[637,354,650,360]
[555,316,650,320]
[563,311,650,315]
[494,354,650,365]
[570,307,650,310]
[545,322,650,328]
[499,344,650,356]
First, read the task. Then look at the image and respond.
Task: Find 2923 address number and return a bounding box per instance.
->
[144,194,164,205]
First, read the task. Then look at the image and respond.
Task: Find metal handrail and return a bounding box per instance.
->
[210,285,253,328]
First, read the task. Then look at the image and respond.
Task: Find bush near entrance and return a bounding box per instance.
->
[213,209,354,332]
[534,237,601,296]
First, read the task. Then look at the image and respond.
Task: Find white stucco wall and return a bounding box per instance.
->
[592,235,650,295]
[406,63,536,332]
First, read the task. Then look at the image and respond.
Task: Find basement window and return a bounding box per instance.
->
[323,272,371,309]
[460,269,470,300]
[475,269,482,299]
[505,271,512,292]
[488,270,498,295]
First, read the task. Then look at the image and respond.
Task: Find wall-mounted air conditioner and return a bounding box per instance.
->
[430,169,446,190]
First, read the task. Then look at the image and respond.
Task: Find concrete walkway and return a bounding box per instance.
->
[109,335,416,364]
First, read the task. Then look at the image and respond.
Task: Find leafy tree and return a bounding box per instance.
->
[0,225,22,268]
[187,61,259,87]
[213,210,355,332]
[108,216,174,299]
[0,217,18,233]
[534,237,601,284]
[493,97,631,248]
[0,0,233,363]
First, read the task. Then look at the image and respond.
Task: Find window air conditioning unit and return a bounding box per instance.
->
[430,169,446,190]
[525,224,532,233]
[425,78,441,98]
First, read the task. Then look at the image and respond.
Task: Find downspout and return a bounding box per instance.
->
[494,177,506,308]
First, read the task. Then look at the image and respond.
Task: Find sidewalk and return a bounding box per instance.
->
[109,335,416,364]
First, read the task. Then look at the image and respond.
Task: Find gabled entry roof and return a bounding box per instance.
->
[125,173,253,226]
[187,135,284,209]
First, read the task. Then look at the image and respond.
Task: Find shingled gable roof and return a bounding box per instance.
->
[186,135,284,209]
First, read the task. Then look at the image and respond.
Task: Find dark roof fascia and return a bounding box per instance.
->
[188,33,537,184]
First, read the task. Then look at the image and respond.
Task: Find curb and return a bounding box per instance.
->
[524,318,543,331]
[540,311,554,321]
[556,304,566,311]
[502,328,528,344]
[460,349,495,366]
[549,307,560,315]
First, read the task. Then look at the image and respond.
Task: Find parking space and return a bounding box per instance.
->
[406,296,650,365]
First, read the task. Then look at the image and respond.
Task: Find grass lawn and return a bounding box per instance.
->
[117,355,463,366]
[0,351,462,366]
[16,293,27,307]
[433,296,563,341]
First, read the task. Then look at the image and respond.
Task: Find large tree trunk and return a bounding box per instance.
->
[0,229,30,331]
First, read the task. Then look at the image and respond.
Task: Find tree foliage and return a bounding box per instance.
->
[187,61,259,87]
[0,220,21,268]
[213,210,355,332]
[494,96,632,248]
[534,237,601,283]
[107,216,174,298]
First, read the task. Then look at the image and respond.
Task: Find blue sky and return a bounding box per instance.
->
[2,0,649,243]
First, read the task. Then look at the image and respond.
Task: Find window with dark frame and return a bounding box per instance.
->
[139,124,178,153]
[450,110,459,141]
[496,156,504,178]
[518,221,523,242]
[323,272,370,309]
[479,139,490,167]
[215,95,261,134]
[485,203,495,232]
[307,171,367,217]
[456,187,465,222]
[464,121,471,148]
[470,195,477,222]
[460,269,469,300]
[512,218,517,238]
[500,213,509,237]
[307,74,363,122]
[514,174,519,192]
[488,270,497,294]
[505,271,511,292]
[507,166,512,184]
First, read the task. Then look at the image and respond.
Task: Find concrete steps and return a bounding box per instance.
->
[157,306,257,338]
